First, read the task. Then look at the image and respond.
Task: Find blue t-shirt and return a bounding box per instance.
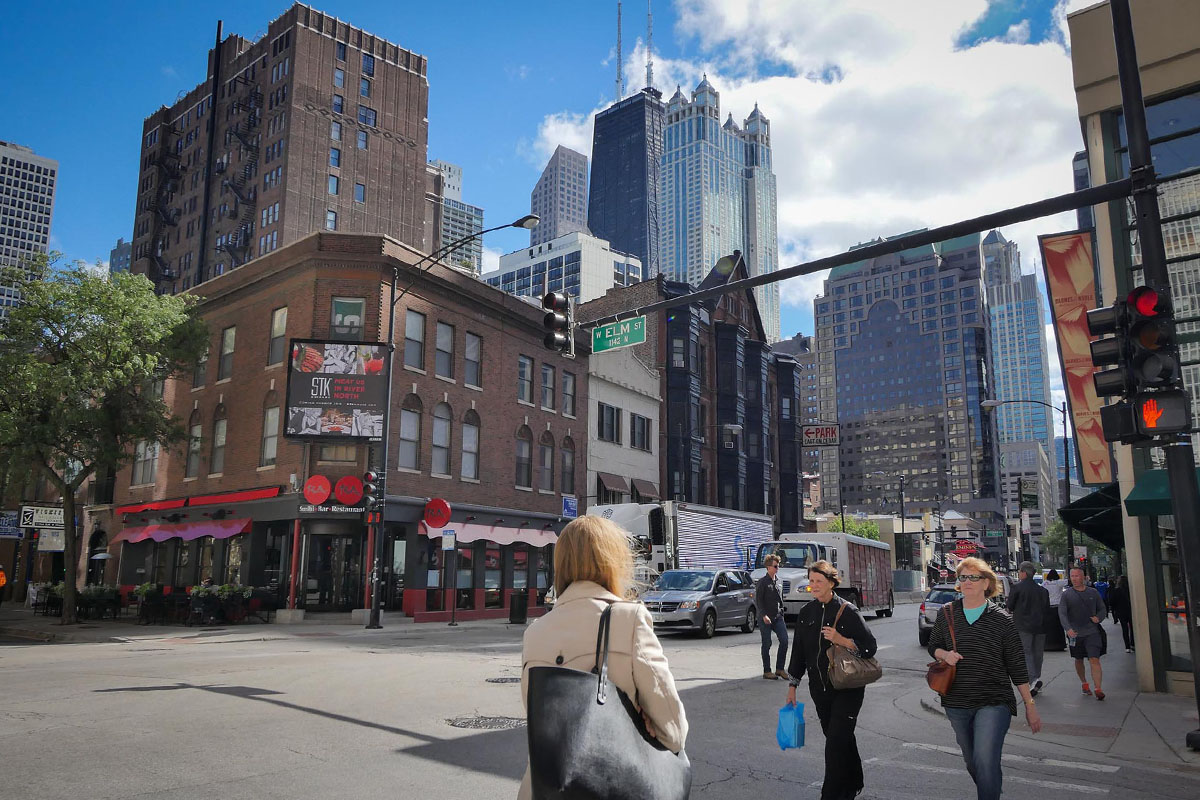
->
[963,603,987,625]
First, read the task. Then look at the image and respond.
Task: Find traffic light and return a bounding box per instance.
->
[541,291,575,357]
[1125,287,1180,391]
[1133,389,1191,437]
[363,470,382,509]
[1086,299,1131,397]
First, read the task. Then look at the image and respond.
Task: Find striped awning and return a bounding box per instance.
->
[111,518,252,545]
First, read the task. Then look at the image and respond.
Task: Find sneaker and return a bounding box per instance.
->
[1033,679,1043,694]
[1095,690,1106,701]
[1030,686,1039,698]
[776,670,790,680]
[1126,648,1133,653]
[763,671,779,680]
[1082,682,1092,696]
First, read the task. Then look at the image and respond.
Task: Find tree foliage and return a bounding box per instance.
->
[1038,518,1118,573]
[825,515,881,541]
[0,256,207,622]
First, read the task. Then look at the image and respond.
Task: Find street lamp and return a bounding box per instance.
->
[674,422,742,503]
[365,214,540,629]
[871,471,908,569]
[981,398,1071,573]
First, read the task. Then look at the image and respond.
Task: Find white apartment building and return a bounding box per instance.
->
[484,230,642,305]
[586,346,661,508]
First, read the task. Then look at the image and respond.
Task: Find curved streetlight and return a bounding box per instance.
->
[365,214,540,629]
[980,398,1071,572]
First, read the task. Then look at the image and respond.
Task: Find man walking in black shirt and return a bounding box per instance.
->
[755,554,788,679]
[1006,561,1050,696]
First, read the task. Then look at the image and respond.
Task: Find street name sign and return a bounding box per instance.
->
[592,316,646,353]
[20,505,64,530]
[801,424,840,448]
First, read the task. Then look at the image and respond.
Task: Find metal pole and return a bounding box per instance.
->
[1164,443,1200,748]
[900,476,907,569]
[1062,404,1074,575]
[448,548,458,627]
[366,267,398,629]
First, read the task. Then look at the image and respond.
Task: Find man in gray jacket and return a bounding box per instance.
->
[1060,566,1108,700]
[1006,561,1050,695]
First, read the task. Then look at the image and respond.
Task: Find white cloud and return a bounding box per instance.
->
[75,258,109,277]
[481,245,502,275]
[521,108,601,168]
[1003,20,1032,45]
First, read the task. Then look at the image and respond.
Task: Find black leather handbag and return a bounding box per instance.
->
[526,604,692,800]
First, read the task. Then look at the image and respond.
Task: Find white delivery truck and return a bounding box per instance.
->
[589,502,776,578]
[749,532,894,618]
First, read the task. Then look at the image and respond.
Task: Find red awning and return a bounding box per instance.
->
[114,498,187,515]
[111,518,252,545]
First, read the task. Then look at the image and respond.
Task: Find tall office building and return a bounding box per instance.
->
[129,4,430,293]
[484,230,641,305]
[660,78,781,343]
[429,160,484,275]
[530,145,588,247]
[0,140,57,318]
[814,232,1001,525]
[587,86,665,279]
[1072,150,1095,231]
[109,237,133,274]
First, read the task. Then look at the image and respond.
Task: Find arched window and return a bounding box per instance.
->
[461,410,480,480]
[261,391,280,467]
[538,431,555,492]
[210,404,228,474]
[186,410,203,478]
[560,436,575,495]
[398,395,423,470]
[515,425,533,488]
[432,403,452,476]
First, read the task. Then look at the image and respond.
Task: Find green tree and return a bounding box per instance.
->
[1038,519,1118,574]
[826,515,881,541]
[0,256,207,622]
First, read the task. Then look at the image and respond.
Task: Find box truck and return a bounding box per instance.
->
[749,532,894,618]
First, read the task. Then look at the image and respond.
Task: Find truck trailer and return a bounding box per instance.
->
[749,532,894,618]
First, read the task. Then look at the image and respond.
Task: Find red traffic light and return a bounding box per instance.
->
[1128,286,1165,318]
[542,292,570,312]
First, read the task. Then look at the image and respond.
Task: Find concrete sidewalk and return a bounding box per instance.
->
[894,631,1200,771]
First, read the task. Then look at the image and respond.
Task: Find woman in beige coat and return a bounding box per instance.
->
[518,515,688,799]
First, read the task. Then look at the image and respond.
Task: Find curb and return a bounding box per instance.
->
[918,696,946,717]
[0,625,68,643]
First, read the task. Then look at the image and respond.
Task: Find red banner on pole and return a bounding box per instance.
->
[1040,230,1112,486]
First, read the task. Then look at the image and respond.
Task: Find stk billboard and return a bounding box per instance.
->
[284,339,387,441]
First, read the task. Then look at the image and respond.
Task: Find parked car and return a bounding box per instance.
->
[641,569,757,638]
[918,583,960,646]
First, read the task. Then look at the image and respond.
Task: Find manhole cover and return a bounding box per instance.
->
[486,677,521,684]
[446,715,526,730]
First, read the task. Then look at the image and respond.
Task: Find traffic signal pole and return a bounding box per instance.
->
[1110,0,1200,749]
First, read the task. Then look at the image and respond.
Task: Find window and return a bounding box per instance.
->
[404,310,425,369]
[328,175,339,195]
[561,371,575,416]
[185,413,202,478]
[360,77,371,98]
[336,42,346,61]
[331,297,364,339]
[517,355,533,402]
[541,364,555,409]
[435,322,454,379]
[560,437,575,494]
[218,326,235,380]
[354,182,365,203]
[538,432,554,492]
[333,68,345,88]
[516,426,533,488]
[325,210,337,230]
[356,130,368,149]
[261,404,279,466]
[210,407,227,474]
[268,307,287,365]
[319,444,357,462]
[631,414,651,451]
[461,410,480,480]
[398,396,422,470]
[332,94,344,114]
[671,338,686,368]
[193,346,208,388]
[598,402,621,443]
[132,441,158,486]
[362,53,375,76]
[358,106,377,127]
[330,147,341,167]
[432,403,452,476]
[331,120,342,141]
[464,333,482,387]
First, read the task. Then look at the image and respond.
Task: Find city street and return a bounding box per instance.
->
[1,603,1197,799]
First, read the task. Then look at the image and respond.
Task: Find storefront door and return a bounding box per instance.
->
[303,535,362,611]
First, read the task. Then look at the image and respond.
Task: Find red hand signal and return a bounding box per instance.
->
[1142,398,1165,428]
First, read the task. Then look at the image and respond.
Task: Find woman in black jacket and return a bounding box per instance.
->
[785,560,877,800]
[1109,575,1134,651]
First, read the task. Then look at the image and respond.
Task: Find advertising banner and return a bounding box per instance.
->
[0,511,22,539]
[1019,477,1038,510]
[284,339,387,441]
[1039,230,1111,485]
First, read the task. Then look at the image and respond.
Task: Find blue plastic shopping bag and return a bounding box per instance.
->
[776,702,805,750]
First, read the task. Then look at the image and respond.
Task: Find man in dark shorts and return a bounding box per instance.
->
[1059,567,1108,700]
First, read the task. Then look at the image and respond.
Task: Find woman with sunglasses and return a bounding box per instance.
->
[785,560,876,800]
[928,557,1042,800]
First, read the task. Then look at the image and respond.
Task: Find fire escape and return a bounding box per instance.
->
[217,77,262,268]
[147,123,184,285]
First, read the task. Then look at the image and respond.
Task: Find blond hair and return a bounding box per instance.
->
[553,515,634,598]
[809,559,840,587]
[956,557,1000,598]
[763,553,781,568]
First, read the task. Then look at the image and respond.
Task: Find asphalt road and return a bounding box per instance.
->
[0,603,1195,799]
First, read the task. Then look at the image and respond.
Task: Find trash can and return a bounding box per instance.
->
[509,590,529,624]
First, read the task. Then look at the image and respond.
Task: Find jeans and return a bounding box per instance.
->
[760,614,788,671]
[810,681,866,800]
[945,705,1012,800]
[1018,630,1045,684]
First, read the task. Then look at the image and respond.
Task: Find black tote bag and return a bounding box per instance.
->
[526,604,691,800]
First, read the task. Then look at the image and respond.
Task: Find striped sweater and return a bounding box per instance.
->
[927,600,1029,715]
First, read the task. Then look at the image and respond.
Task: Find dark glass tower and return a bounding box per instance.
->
[587,87,665,278]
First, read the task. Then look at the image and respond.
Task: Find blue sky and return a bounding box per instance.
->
[1,0,1086,422]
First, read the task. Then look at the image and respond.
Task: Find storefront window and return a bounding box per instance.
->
[513,546,529,590]
[225,535,245,585]
[264,531,285,591]
[153,542,170,586]
[198,536,215,584]
[535,547,550,604]
[484,546,502,608]
[426,541,444,612]
[172,542,191,588]
[1159,528,1191,671]
[456,544,475,610]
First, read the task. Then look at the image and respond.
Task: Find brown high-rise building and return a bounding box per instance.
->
[130,4,431,292]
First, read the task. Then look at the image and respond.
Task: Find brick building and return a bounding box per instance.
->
[130,4,433,294]
[99,233,587,621]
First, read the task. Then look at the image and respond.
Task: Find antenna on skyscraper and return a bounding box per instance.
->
[646,0,654,90]
[615,1,625,101]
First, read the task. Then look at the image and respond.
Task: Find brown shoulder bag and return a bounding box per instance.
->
[925,601,958,696]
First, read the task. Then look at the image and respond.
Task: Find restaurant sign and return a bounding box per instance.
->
[284,339,387,441]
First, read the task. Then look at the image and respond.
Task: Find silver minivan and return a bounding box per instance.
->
[642,569,758,638]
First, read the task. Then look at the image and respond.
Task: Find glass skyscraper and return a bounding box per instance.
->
[660,78,781,343]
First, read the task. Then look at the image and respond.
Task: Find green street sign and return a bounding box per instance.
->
[592,316,647,353]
